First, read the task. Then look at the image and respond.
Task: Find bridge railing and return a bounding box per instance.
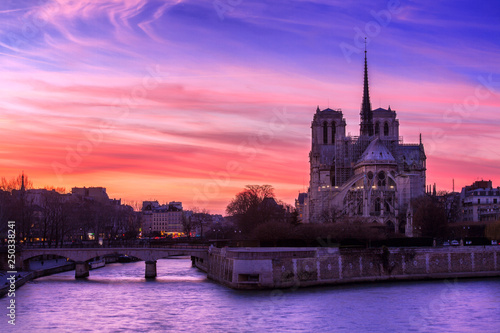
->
[20,241,209,250]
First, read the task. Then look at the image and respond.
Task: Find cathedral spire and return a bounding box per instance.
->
[21,170,25,192]
[360,38,373,136]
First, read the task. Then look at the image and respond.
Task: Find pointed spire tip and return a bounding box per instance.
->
[360,39,373,136]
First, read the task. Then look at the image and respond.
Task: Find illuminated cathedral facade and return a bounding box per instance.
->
[303,50,426,235]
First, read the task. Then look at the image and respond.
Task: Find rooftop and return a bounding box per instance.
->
[356,137,396,166]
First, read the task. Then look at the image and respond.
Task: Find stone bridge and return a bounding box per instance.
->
[19,246,209,279]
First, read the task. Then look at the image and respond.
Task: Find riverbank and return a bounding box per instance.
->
[0,260,75,297]
[197,245,500,289]
[3,258,499,332]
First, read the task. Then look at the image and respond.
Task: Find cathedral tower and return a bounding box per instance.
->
[302,47,426,236]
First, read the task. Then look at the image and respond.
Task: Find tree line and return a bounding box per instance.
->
[224,185,499,243]
[0,174,140,247]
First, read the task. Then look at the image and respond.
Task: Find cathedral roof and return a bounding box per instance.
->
[373,107,393,112]
[316,107,343,115]
[373,107,396,116]
[355,137,396,167]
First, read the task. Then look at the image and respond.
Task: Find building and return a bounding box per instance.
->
[303,49,426,234]
[184,211,226,238]
[142,201,184,236]
[71,187,111,204]
[295,193,308,222]
[5,177,137,243]
[461,180,500,222]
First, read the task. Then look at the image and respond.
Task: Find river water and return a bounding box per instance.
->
[2,258,500,332]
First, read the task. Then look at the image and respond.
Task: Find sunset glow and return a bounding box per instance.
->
[1,0,500,213]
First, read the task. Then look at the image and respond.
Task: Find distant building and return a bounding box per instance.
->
[6,179,134,243]
[72,187,110,203]
[211,214,224,224]
[142,201,184,236]
[461,180,500,222]
[184,212,225,237]
[169,201,182,210]
[142,200,160,211]
[13,188,73,206]
[295,193,308,222]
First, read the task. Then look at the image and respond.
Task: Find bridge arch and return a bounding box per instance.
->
[20,249,151,264]
[19,247,209,279]
[20,254,70,271]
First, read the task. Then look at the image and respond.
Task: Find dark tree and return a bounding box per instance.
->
[289,209,300,226]
[0,190,15,242]
[226,185,286,236]
[485,220,500,241]
[319,206,344,224]
[187,208,211,238]
[411,195,448,238]
[182,212,195,239]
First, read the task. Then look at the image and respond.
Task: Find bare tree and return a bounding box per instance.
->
[43,186,66,194]
[188,207,212,238]
[41,191,64,248]
[226,185,288,236]
[0,173,34,192]
[319,206,344,224]
[182,212,194,239]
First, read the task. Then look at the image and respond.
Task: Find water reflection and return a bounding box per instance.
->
[2,259,499,332]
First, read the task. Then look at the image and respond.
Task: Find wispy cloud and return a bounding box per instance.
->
[1,0,499,212]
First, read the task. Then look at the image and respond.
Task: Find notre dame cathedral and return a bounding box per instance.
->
[302,50,426,235]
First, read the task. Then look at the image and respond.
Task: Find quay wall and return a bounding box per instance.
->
[0,262,75,297]
[0,272,34,298]
[200,246,500,289]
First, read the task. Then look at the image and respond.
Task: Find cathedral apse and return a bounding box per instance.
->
[303,49,426,236]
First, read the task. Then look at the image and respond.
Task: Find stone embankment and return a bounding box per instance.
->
[193,246,500,289]
[0,259,75,297]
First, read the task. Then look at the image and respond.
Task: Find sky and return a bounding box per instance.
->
[1,0,500,214]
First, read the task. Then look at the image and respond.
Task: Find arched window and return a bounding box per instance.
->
[384,122,389,136]
[377,171,385,187]
[374,122,380,135]
[331,122,336,144]
[375,198,381,212]
[323,122,328,144]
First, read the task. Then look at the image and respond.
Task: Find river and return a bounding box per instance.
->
[2,258,499,332]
